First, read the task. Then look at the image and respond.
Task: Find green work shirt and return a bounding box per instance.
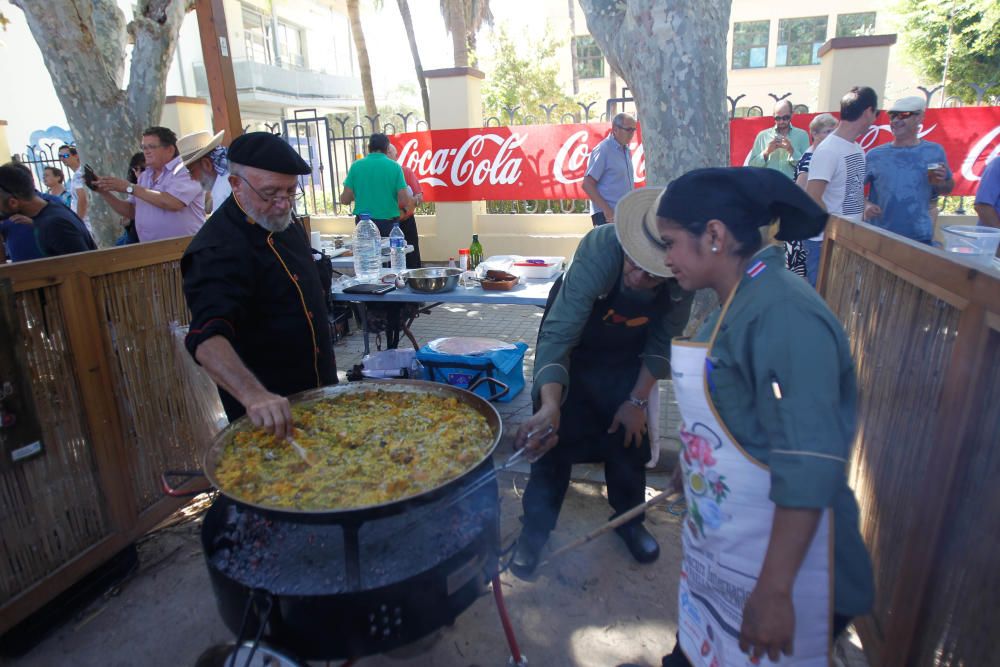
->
[343,153,407,220]
[747,126,811,179]
[693,244,874,617]
[532,224,693,403]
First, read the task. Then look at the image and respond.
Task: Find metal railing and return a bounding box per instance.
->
[281,109,431,218]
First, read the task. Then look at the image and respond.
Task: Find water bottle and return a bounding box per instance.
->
[353,213,381,282]
[389,221,406,273]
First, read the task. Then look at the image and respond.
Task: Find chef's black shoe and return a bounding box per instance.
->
[510,530,547,579]
[615,522,660,564]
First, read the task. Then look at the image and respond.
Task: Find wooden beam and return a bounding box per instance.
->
[194,0,242,144]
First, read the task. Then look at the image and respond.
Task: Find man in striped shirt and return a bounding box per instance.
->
[804,86,878,286]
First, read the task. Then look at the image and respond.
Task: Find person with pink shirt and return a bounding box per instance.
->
[96,126,204,242]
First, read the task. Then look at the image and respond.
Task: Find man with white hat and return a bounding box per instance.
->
[509,188,693,577]
[864,96,954,244]
[175,130,231,215]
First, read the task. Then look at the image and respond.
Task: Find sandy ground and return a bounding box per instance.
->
[7,472,686,667]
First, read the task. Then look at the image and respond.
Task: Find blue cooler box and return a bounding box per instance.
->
[416,341,528,402]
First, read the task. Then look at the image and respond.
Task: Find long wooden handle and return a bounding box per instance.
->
[538,488,682,568]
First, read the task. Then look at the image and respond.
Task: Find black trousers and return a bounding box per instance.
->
[520,447,646,538]
[660,614,853,666]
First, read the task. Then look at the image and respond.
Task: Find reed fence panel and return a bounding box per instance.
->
[820,218,1000,666]
[0,239,214,635]
[0,286,109,603]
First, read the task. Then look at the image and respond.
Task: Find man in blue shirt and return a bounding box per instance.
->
[582,113,636,226]
[864,96,954,244]
[974,157,1000,229]
[0,163,96,259]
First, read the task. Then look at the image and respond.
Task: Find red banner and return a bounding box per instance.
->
[390,107,1000,201]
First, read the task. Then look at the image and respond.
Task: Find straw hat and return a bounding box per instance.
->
[173,129,225,174]
[614,187,673,277]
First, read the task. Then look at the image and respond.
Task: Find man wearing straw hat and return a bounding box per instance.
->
[175,130,232,215]
[509,188,693,577]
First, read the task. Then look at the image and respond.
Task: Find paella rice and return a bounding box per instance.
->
[215,389,495,510]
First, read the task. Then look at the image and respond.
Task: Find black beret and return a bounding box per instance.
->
[227,132,311,175]
[657,167,828,242]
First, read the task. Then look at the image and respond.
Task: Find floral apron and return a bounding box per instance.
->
[671,269,832,666]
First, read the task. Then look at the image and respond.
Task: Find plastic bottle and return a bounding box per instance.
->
[353,213,382,282]
[458,248,470,272]
[469,234,484,270]
[389,221,406,273]
[448,257,458,268]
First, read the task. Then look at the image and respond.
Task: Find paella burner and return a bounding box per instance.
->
[199,465,524,666]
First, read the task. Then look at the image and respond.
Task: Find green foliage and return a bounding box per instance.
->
[898,0,1000,103]
[482,26,597,125]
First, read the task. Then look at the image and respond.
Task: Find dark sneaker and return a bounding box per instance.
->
[510,530,547,579]
[615,523,660,564]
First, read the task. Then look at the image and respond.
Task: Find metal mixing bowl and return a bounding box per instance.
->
[403,267,462,293]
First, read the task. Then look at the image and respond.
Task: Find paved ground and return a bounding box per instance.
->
[3,304,868,667]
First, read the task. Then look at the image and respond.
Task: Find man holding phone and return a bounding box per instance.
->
[747,100,810,180]
[95,126,204,242]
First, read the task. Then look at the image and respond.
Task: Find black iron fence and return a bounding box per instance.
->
[10,142,77,192]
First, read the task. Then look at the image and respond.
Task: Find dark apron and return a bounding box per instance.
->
[541,272,672,467]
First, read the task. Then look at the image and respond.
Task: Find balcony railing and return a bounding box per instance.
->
[194,59,362,105]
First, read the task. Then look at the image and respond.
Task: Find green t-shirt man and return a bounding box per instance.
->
[342,141,409,220]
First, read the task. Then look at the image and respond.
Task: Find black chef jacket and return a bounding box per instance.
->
[182,198,337,421]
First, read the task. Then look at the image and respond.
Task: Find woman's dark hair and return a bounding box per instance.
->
[44,166,65,184]
[669,218,764,259]
[141,126,180,157]
[368,133,390,153]
[127,152,145,184]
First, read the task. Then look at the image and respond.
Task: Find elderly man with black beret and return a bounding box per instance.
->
[182,132,337,438]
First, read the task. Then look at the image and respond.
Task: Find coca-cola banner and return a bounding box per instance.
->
[390,107,999,201]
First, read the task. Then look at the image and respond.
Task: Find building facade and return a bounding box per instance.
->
[533,0,929,116]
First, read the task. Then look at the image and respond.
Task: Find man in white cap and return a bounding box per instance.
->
[175,130,231,215]
[863,96,953,244]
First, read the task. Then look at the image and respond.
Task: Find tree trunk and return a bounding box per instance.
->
[347,0,378,119]
[12,0,189,247]
[396,0,431,125]
[568,0,579,95]
[579,0,732,336]
[444,0,470,67]
[579,0,732,184]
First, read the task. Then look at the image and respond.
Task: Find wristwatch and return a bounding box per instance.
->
[626,395,648,409]
[126,185,135,195]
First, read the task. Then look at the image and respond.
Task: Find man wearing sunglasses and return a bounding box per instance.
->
[863,96,953,244]
[582,112,637,226]
[747,100,810,180]
[57,145,90,229]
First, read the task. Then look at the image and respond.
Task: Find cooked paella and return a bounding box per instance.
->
[214,389,495,510]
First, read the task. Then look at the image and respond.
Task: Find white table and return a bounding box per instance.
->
[332,276,559,355]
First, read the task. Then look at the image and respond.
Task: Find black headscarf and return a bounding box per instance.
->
[657,167,828,241]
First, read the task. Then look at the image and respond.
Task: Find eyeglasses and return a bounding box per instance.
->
[236,174,297,206]
[58,153,72,159]
[888,111,919,120]
[774,114,792,121]
[614,125,637,133]
[139,143,165,151]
